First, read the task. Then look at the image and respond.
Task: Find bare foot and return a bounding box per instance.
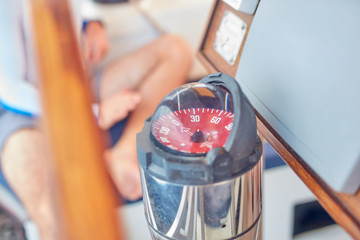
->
[98,89,141,130]
[105,144,142,201]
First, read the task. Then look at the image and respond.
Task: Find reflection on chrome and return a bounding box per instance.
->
[140,156,263,240]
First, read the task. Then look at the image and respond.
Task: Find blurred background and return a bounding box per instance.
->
[0,0,353,239]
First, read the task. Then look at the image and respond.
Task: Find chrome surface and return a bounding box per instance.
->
[140,157,263,240]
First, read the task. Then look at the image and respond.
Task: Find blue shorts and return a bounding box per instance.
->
[0,105,37,193]
[0,104,129,199]
[0,69,107,190]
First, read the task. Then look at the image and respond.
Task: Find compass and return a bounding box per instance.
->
[151,101,234,155]
[136,73,263,240]
[138,72,261,183]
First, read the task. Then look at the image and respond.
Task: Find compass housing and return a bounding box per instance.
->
[137,72,262,185]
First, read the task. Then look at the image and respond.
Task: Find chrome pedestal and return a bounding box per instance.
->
[140,157,263,240]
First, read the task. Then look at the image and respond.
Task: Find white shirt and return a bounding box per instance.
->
[0,0,99,116]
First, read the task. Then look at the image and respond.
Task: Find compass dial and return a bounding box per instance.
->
[152,108,234,154]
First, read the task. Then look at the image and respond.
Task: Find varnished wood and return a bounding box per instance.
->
[30,0,124,239]
[198,1,360,238]
[199,1,255,76]
[196,51,218,74]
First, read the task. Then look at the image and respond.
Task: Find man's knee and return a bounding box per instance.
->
[1,129,45,183]
[158,34,193,63]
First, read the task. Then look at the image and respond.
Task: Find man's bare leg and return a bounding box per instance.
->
[1,129,60,240]
[100,34,193,200]
[0,86,150,239]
